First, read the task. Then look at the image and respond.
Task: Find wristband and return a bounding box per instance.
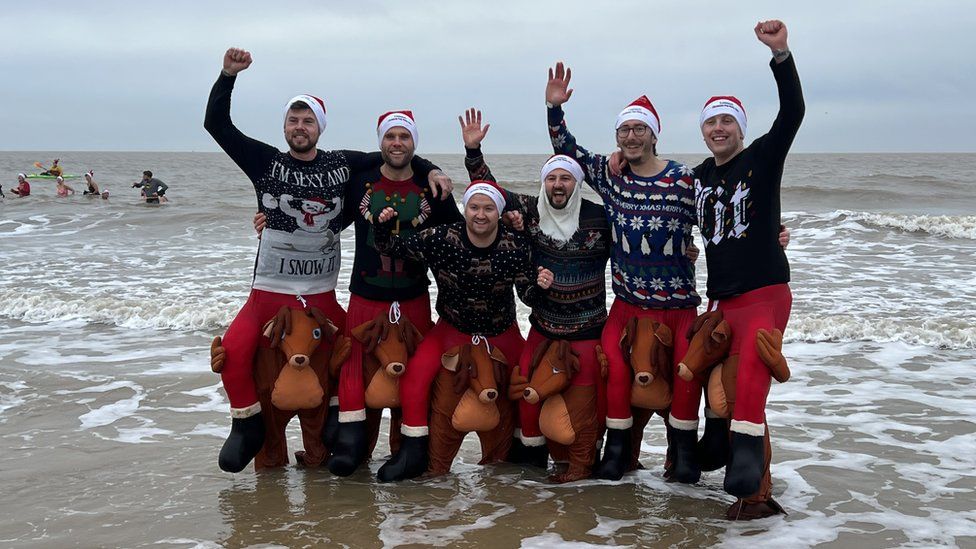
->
[772,48,790,62]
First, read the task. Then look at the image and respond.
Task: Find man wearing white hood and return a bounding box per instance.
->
[460,109,612,480]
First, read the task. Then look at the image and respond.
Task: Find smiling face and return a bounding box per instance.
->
[284,105,321,154]
[615,122,657,164]
[701,114,744,161]
[464,193,500,240]
[544,168,577,209]
[380,127,415,169]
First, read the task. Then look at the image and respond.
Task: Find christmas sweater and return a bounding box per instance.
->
[373,220,539,337]
[548,106,700,309]
[205,73,436,295]
[694,55,804,300]
[465,147,611,340]
[343,169,462,301]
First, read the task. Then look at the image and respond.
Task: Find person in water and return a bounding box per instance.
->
[55,176,76,197]
[133,170,169,203]
[203,46,451,473]
[11,174,30,197]
[671,19,804,520]
[40,159,63,177]
[83,171,101,196]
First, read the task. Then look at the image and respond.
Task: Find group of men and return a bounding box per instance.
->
[206,18,803,521]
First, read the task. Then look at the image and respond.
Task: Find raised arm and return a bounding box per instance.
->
[754,20,805,163]
[204,48,277,180]
[545,62,612,196]
[459,108,525,216]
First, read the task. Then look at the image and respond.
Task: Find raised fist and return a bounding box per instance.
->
[223,47,253,76]
[754,20,788,52]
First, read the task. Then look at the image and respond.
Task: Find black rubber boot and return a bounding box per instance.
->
[668,427,701,484]
[218,413,266,473]
[326,420,368,476]
[697,416,731,471]
[591,427,631,480]
[725,431,765,498]
[507,438,550,469]
[321,403,340,449]
[377,434,428,482]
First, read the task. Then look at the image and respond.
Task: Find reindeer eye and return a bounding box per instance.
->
[312,328,322,339]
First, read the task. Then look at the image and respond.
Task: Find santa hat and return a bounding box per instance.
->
[462,179,506,212]
[283,94,328,132]
[85,170,94,180]
[615,95,661,137]
[17,173,26,180]
[699,96,747,136]
[538,155,584,242]
[540,154,584,184]
[377,110,418,148]
[56,176,64,182]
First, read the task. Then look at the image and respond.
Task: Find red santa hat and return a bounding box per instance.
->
[377,110,419,148]
[283,94,328,132]
[462,179,506,212]
[699,95,747,136]
[615,95,661,137]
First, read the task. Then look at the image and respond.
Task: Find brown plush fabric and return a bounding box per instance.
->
[427,342,512,475]
[251,306,338,469]
[677,311,731,382]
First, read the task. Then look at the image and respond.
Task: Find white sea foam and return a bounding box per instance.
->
[822,210,976,240]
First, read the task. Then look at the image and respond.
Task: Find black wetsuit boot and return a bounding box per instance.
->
[321,402,340,449]
[218,413,265,473]
[725,431,765,497]
[669,427,701,484]
[507,438,550,469]
[697,416,731,471]
[377,434,428,482]
[327,420,368,476]
[591,427,631,480]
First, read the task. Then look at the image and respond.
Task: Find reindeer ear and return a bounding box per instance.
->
[711,320,730,344]
[406,322,423,354]
[262,318,276,339]
[351,320,375,343]
[566,345,581,381]
[527,339,553,377]
[322,319,339,339]
[441,346,461,371]
[489,346,508,366]
[653,322,673,348]
[620,317,637,347]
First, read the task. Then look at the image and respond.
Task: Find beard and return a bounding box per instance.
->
[286,132,318,154]
[547,193,569,209]
[381,149,412,170]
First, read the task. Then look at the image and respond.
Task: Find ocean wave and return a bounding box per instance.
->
[787,315,975,350]
[0,291,238,332]
[818,210,976,240]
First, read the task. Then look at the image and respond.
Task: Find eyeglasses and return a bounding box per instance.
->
[616,125,650,138]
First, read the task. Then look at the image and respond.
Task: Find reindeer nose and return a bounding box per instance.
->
[291,355,308,368]
[523,388,539,404]
[480,389,498,403]
[388,362,405,376]
[677,363,693,381]
[635,372,652,386]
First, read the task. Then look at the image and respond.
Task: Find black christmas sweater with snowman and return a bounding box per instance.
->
[205,72,437,295]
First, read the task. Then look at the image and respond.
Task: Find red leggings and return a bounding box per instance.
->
[670,284,791,431]
[602,299,697,427]
[399,320,524,434]
[220,288,346,414]
[337,293,433,421]
[517,328,606,441]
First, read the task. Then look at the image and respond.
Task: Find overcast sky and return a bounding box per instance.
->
[2,1,974,154]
